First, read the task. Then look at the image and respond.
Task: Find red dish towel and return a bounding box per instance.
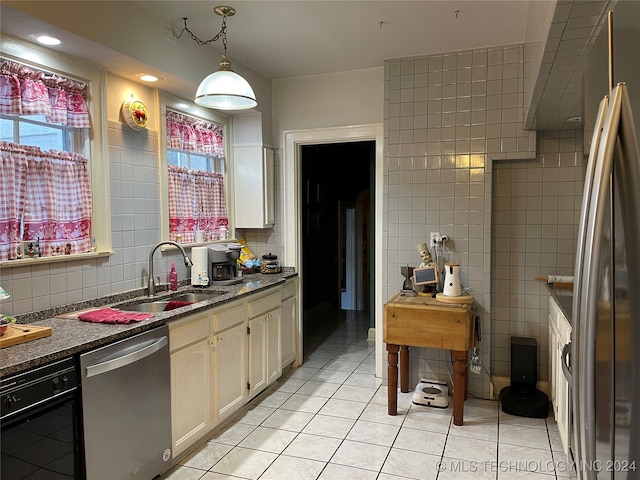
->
[164,300,194,311]
[78,308,153,324]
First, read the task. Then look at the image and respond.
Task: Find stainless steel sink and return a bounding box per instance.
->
[118,302,171,313]
[116,291,224,313]
[169,292,222,303]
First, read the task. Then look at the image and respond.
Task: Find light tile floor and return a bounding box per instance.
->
[160,311,576,480]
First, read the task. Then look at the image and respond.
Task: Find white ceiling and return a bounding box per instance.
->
[1,1,609,130]
[137,1,530,80]
[1,1,529,81]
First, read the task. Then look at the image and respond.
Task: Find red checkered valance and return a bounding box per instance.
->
[166,110,224,157]
[0,59,90,128]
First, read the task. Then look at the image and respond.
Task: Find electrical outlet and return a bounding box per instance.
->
[430,232,440,246]
[441,234,449,244]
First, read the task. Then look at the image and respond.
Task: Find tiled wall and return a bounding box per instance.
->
[383,44,536,399]
[491,129,583,380]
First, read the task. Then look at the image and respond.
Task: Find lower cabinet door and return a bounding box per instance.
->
[215,322,248,420]
[171,339,212,457]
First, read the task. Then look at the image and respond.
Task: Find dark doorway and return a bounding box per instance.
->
[300,141,374,348]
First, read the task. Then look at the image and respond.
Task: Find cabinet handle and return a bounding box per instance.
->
[218,337,223,343]
[209,340,214,347]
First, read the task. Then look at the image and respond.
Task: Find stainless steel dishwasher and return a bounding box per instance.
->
[80,325,172,480]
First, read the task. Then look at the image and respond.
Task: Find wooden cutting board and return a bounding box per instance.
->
[0,324,52,348]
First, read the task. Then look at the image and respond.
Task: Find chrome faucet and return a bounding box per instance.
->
[148,241,193,296]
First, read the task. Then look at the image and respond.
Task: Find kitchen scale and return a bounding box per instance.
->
[412,379,449,408]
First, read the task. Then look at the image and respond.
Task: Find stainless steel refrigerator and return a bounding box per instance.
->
[572,79,640,478]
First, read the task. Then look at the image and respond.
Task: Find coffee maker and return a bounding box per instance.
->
[207,244,243,286]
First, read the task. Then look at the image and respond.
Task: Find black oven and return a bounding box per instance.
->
[1,357,84,480]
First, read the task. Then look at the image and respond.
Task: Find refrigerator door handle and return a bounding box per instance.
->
[572,95,609,478]
[576,85,624,480]
[574,83,640,479]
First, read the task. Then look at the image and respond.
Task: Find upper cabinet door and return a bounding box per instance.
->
[234,146,274,229]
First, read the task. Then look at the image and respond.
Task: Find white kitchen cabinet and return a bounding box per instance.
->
[234,145,274,229]
[247,290,281,397]
[280,279,297,368]
[212,302,247,421]
[169,312,212,458]
[549,296,572,455]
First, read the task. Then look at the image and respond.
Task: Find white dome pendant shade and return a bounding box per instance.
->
[195,57,257,110]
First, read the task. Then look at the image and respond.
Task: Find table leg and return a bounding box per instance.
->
[452,350,468,426]
[400,346,409,393]
[387,344,399,415]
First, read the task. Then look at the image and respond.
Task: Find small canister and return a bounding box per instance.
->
[260,253,281,274]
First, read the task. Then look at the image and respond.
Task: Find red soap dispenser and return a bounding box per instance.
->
[169,263,178,291]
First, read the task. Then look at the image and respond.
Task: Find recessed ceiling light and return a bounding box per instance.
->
[138,74,160,82]
[36,35,61,46]
[566,115,582,123]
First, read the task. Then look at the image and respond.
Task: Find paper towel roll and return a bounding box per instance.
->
[191,246,209,286]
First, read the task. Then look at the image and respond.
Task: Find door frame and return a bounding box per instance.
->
[283,124,384,377]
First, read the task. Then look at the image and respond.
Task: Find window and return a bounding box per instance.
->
[161,104,230,244]
[0,38,108,264]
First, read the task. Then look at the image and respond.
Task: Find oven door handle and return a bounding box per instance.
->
[85,336,168,378]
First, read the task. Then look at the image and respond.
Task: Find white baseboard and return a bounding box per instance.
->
[367,327,375,341]
[491,376,550,399]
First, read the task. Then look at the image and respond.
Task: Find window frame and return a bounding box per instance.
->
[158,93,234,247]
[0,35,111,267]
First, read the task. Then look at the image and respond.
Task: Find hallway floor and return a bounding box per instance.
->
[160,310,575,480]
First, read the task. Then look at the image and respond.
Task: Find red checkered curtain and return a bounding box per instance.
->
[0,60,90,127]
[0,143,28,260]
[0,143,92,259]
[167,166,228,243]
[166,109,227,242]
[195,170,228,235]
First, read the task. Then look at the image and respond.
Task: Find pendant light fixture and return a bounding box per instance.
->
[178,6,257,110]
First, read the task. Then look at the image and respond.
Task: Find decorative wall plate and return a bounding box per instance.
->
[122,97,149,130]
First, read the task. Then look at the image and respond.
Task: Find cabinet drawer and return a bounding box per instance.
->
[281,282,295,301]
[213,302,246,332]
[247,291,280,318]
[169,312,211,352]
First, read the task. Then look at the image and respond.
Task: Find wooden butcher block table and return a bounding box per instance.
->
[383,293,474,426]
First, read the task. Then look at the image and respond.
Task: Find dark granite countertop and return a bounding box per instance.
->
[0,269,297,378]
[547,285,573,326]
